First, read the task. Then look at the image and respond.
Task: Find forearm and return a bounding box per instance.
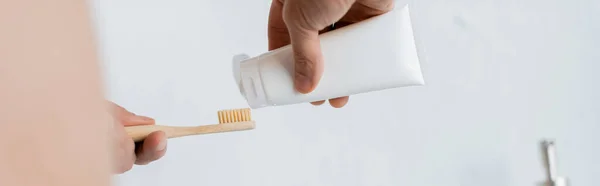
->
[0,0,112,186]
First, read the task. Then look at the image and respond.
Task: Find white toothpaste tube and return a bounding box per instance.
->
[233,5,424,109]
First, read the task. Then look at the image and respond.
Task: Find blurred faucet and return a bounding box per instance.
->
[540,139,569,186]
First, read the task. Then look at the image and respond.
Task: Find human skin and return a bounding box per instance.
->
[0,1,166,180]
[114,0,397,171]
[268,0,396,108]
[111,0,396,172]
[109,102,167,173]
[0,1,397,183]
[0,0,112,185]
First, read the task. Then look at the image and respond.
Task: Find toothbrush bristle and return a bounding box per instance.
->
[218,108,252,123]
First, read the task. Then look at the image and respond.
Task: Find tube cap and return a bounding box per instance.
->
[232,54,269,109]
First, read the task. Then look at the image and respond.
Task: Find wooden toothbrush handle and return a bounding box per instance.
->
[125,122,256,142]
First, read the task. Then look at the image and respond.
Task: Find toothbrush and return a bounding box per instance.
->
[125,108,255,142]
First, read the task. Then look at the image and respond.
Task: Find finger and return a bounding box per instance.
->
[283,0,356,94]
[113,122,136,174]
[135,131,167,165]
[123,115,155,127]
[328,96,349,108]
[283,10,324,94]
[340,1,394,23]
[267,0,290,50]
[311,100,326,106]
[290,30,323,94]
[119,138,136,173]
[109,101,132,119]
[114,147,135,173]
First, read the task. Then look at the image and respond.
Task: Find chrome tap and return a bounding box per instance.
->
[540,140,569,186]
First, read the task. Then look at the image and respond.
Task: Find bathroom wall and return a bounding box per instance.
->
[91,0,599,185]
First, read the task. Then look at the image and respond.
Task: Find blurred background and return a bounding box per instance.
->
[90,0,599,185]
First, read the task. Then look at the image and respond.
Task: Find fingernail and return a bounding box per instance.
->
[294,74,313,93]
[156,139,166,152]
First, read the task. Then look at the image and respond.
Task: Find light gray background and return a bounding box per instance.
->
[90,0,599,185]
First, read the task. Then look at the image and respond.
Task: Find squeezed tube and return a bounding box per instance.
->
[233,5,424,109]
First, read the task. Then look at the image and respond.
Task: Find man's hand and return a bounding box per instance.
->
[109,102,167,173]
[268,0,395,108]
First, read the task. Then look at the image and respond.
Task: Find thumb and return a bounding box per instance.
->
[288,28,323,94]
[282,0,354,94]
[282,2,324,94]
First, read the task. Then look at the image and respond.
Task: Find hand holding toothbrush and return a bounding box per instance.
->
[267,0,397,108]
[109,102,167,173]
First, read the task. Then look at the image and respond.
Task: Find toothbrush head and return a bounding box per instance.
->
[217,108,252,123]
